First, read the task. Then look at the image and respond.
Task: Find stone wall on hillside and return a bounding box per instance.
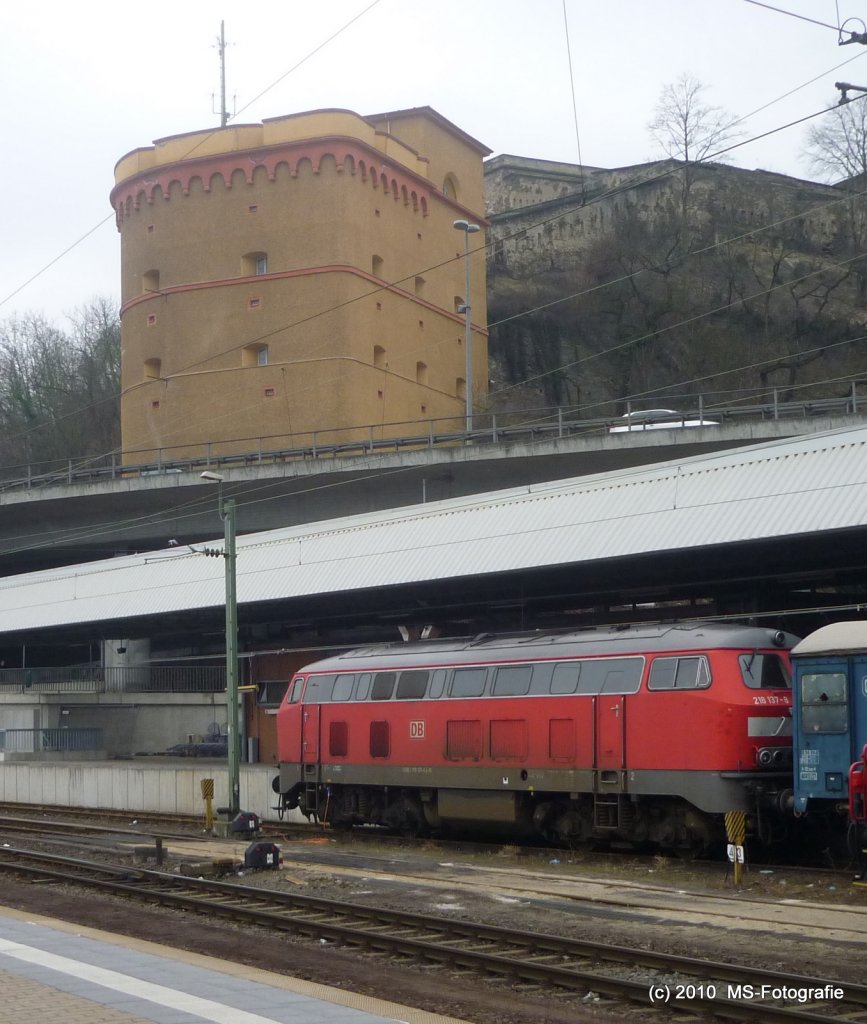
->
[484,155,849,279]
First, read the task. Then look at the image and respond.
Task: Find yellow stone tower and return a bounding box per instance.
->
[111,107,490,463]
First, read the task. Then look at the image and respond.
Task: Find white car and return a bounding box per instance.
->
[608,409,720,432]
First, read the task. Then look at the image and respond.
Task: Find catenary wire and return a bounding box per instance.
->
[742,0,843,34]
[6,419,867,600]
[489,248,867,397]
[0,1,385,313]
[5,49,863,429]
[3,134,865,474]
[1,56,864,480]
[561,0,586,199]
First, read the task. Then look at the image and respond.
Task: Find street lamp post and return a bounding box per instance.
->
[200,471,240,820]
[453,219,481,433]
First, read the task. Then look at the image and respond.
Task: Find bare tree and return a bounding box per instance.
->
[648,74,743,164]
[0,299,120,470]
[804,98,867,182]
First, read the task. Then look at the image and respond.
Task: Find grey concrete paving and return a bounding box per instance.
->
[0,906,467,1024]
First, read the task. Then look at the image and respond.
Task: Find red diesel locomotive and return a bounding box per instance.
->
[273,623,796,850]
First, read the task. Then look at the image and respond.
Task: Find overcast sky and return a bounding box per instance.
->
[1,0,863,326]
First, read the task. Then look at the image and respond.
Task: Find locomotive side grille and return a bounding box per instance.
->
[446,720,483,761]
[490,719,528,760]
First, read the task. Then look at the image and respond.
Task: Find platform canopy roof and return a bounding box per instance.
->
[1,423,866,636]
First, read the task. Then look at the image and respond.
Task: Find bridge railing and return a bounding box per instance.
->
[0,666,226,694]
[0,728,103,753]
[0,385,864,494]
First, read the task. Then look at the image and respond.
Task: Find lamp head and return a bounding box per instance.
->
[200,471,225,482]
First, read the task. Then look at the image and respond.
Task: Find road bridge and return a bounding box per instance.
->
[0,413,862,577]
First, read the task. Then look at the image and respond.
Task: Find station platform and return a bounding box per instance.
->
[0,906,467,1024]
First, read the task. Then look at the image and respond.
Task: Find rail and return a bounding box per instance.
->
[0,387,865,494]
[0,844,863,1022]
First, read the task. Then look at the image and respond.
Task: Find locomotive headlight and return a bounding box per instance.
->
[773,630,786,647]
[756,745,791,767]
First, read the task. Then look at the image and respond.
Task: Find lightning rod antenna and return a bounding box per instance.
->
[215,21,228,128]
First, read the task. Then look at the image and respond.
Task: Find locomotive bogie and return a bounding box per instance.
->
[274,623,797,849]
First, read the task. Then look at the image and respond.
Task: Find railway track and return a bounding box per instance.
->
[0,844,862,1022]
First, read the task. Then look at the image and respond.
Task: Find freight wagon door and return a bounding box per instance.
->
[794,656,853,810]
[595,696,625,772]
[301,704,321,763]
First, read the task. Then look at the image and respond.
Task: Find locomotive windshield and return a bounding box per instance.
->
[739,652,791,689]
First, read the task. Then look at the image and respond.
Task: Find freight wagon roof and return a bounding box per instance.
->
[791,621,867,656]
[296,622,797,674]
[1,424,867,635]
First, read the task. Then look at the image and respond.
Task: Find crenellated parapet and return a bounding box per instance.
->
[111,136,435,228]
[109,107,463,229]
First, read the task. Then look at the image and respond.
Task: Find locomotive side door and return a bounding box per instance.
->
[301,703,321,764]
[595,695,625,773]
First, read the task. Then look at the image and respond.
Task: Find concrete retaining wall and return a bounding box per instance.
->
[0,759,294,823]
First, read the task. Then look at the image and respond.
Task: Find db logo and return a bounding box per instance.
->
[410,720,425,739]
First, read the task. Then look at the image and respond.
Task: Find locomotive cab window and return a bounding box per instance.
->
[305,674,335,702]
[801,671,848,734]
[332,675,355,701]
[648,656,711,690]
[739,653,791,689]
[287,677,304,703]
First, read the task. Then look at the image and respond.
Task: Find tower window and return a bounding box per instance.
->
[372,254,384,277]
[373,345,386,369]
[144,358,161,380]
[416,362,428,385]
[242,344,268,367]
[241,251,268,276]
[143,269,160,292]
